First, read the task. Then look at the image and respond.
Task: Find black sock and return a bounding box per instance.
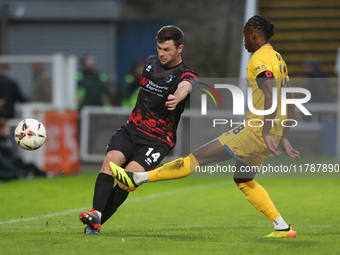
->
[101,187,117,225]
[92,173,115,213]
[101,185,129,224]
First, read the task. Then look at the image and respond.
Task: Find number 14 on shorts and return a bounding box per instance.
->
[145,147,161,165]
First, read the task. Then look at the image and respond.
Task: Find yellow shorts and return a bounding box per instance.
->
[217,125,281,167]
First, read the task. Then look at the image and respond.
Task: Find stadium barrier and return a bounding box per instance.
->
[79,103,339,163]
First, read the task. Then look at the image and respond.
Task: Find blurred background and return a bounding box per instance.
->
[0,0,339,178]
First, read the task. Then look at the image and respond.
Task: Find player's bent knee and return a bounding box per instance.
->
[100,150,126,174]
[105,151,126,165]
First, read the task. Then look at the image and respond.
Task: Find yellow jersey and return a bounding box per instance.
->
[246,44,289,135]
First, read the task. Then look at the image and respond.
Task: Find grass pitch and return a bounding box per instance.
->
[0,165,340,255]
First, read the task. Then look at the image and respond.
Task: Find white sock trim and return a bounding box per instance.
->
[134,172,149,186]
[272,216,289,230]
[95,210,102,220]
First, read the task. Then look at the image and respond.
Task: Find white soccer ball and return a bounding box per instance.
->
[14,118,47,150]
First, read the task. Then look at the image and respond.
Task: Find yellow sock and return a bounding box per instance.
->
[237,180,281,222]
[148,153,199,182]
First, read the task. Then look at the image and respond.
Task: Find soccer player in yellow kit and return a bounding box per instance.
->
[111,15,299,238]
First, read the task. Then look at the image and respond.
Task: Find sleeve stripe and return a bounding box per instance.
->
[181,71,198,81]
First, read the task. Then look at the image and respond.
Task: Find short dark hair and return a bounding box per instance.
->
[156,25,184,48]
[245,15,275,41]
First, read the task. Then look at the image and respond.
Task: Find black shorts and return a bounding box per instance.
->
[105,123,171,171]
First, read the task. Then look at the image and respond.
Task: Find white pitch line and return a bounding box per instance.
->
[0,208,88,224]
[0,179,233,225]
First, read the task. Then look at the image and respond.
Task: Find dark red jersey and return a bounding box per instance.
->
[128,55,197,148]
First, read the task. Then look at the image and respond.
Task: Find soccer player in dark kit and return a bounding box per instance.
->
[79,25,198,234]
[111,15,299,238]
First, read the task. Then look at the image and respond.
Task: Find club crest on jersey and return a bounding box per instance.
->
[166,75,174,83]
[146,65,152,72]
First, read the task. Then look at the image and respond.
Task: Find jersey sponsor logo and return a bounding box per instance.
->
[143,79,169,96]
[254,64,267,73]
[140,76,149,86]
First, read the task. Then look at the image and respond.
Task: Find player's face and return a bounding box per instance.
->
[157,40,183,68]
[243,26,255,53]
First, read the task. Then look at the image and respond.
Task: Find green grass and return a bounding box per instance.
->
[0,168,340,255]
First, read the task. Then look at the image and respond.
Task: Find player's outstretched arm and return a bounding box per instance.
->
[280,138,300,158]
[260,79,281,156]
[279,80,300,158]
[165,81,192,110]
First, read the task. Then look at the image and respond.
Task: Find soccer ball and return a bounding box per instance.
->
[14,118,47,150]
